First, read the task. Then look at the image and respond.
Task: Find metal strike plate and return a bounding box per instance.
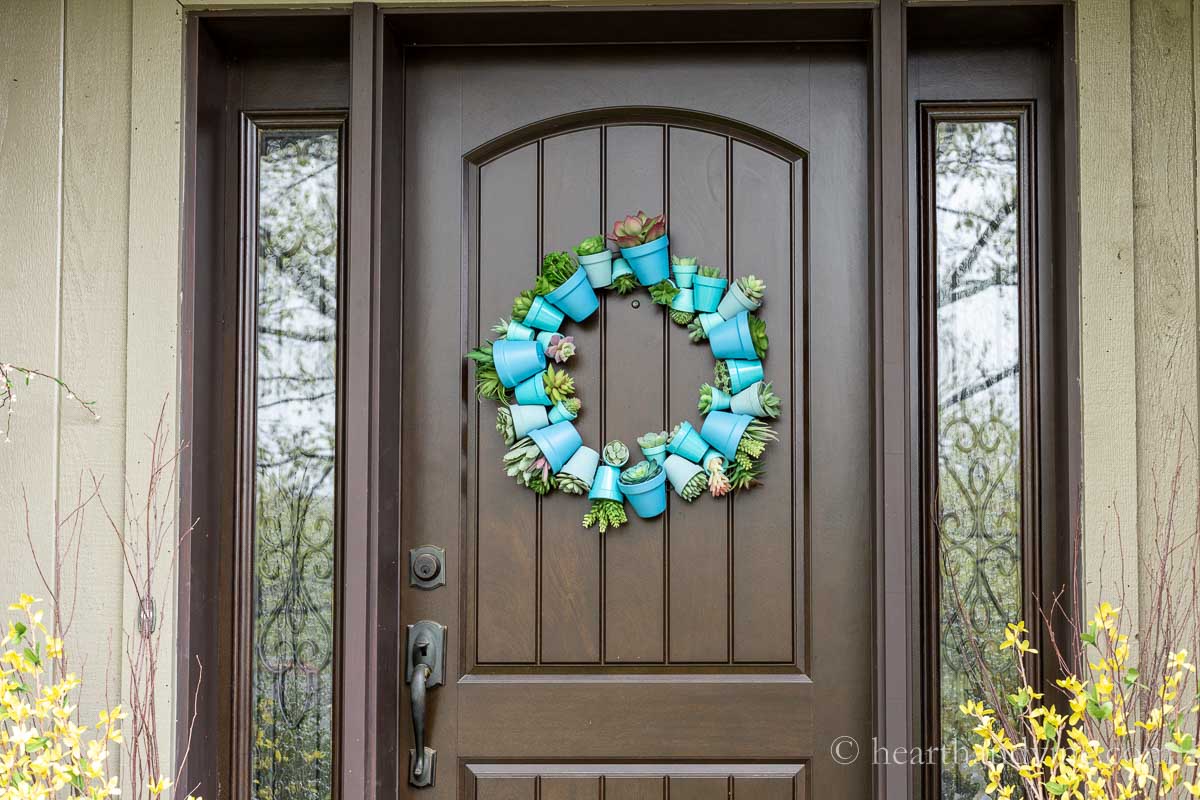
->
[410,747,437,787]
[409,545,446,590]
[405,620,447,688]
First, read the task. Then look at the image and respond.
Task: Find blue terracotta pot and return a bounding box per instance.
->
[663,454,705,499]
[640,443,667,466]
[620,235,670,286]
[726,359,764,394]
[535,330,558,350]
[708,312,756,360]
[671,288,695,314]
[529,421,583,474]
[611,257,634,283]
[620,468,668,518]
[493,339,546,388]
[588,465,624,502]
[700,411,753,461]
[666,420,708,463]
[697,311,724,337]
[505,320,535,341]
[559,446,600,488]
[524,295,565,332]
[692,275,727,313]
[699,447,727,476]
[730,382,768,417]
[703,386,731,413]
[509,404,550,440]
[548,399,578,424]
[578,250,614,288]
[717,280,762,320]
[672,261,699,289]
[545,267,600,323]
[514,371,551,405]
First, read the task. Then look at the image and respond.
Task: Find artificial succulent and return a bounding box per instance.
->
[619,459,662,485]
[757,381,781,419]
[582,499,627,533]
[503,437,542,484]
[672,255,697,268]
[558,397,583,416]
[603,440,629,467]
[736,275,766,303]
[543,364,575,403]
[649,279,680,307]
[608,210,666,248]
[637,430,669,449]
[527,468,556,496]
[511,290,537,324]
[466,341,508,403]
[575,235,607,257]
[491,317,512,336]
[713,360,731,393]
[697,265,722,279]
[535,251,579,296]
[611,272,638,295]
[748,314,769,359]
[727,457,763,490]
[496,406,517,445]
[555,472,590,496]
[697,384,719,414]
[680,470,709,501]
[736,420,778,459]
[687,317,708,342]
[670,309,695,326]
[545,334,576,363]
[705,452,732,497]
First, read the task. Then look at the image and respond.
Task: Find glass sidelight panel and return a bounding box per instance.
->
[251,125,341,800]
[927,114,1027,800]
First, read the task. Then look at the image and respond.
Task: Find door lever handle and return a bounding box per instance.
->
[406,621,446,787]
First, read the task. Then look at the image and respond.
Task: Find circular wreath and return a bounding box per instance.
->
[465,210,780,533]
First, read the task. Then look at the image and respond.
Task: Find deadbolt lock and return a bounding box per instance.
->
[409,545,446,590]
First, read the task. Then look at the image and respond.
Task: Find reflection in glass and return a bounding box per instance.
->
[933,120,1022,800]
[251,128,339,800]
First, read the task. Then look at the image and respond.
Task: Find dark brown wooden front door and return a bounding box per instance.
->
[400,42,873,800]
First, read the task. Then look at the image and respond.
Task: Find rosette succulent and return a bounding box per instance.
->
[511,290,537,324]
[697,384,720,414]
[543,364,576,403]
[492,317,513,336]
[713,360,731,393]
[503,436,557,494]
[466,341,509,403]
[545,334,576,363]
[555,472,590,495]
[603,439,629,467]
[672,255,697,268]
[670,309,695,326]
[496,406,517,445]
[558,397,582,416]
[757,381,782,419]
[648,279,679,307]
[611,272,638,295]
[608,210,666,248]
[637,430,669,449]
[619,459,662,486]
[575,235,606,257]
[582,499,627,533]
[535,251,580,296]
[698,265,722,279]
[736,275,766,304]
[748,314,769,358]
[688,316,708,342]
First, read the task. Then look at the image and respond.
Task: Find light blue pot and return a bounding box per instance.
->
[611,257,634,283]
[667,420,708,463]
[620,468,668,518]
[671,288,695,314]
[559,446,600,488]
[493,339,546,388]
[514,371,551,405]
[672,261,699,289]
[506,320,535,341]
[698,311,724,336]
[578,250,614,288]
[663,454,705,499]
[700,447,727,475]
[524,295,565,331]
[730,382,768,417]
[703,386,731,413]
[510,404,550,440]
[640,443,667,466]
[548,400,578,424]
[708,312,756,360]
[692,275,727,313]
[529,421,583,474]
[545,267,600,323]
[717,280,762,320]
[726,359,764,394]
[620,235,670,286]
[535,330,558,350]
[588,465,624,502]
[700,411,753,461]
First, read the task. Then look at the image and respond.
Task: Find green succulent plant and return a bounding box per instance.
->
[680,470,708,501]
[727,457,763,490]
[698,384,719,414]
[758,381,781,419]
[637,430,669,449]
[496,406,516,445]
[688,317,708,342]
[603,440,629,467]
[648,279,679,307]
[611,273,638,295]
[582,499,627,533]
[467,341,509,403]
[527,472,556,496]
[713,360,731,393]
[575,235,606,257]
[543,364,575,403]
[670,309,695,326]
[512,290,536,323]
[620,459,662,485]
[555,472,590,496]
[736,275,766,303]
[748,314,769,359]
[736,420,778,459]
[608,210,666,248]
[671,255,697,267]
[491,317,512,336]
[535,251,579,296]
[698,265,722,279]
[503,437,542,484]
[559,397,582,415]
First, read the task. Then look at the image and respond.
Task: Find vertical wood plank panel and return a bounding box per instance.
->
[477,144,540,663]
[668,777,727,800]
[603,125,667,663]
[605,777,664,800]
[733,776,792,800]
[665,127,730,663]
[540,129,603,663]
[730,142,794,663]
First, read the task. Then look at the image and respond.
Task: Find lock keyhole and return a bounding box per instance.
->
[414,554,440,580]
[409,545,446,589]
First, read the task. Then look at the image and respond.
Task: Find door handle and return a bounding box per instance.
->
[406,620,446,787]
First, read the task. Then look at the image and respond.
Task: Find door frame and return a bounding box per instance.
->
[177,5,1081,800]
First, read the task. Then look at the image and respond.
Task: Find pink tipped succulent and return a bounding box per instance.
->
[706,454,731,497]
[533,456,551,485]
[608,210,666,248]
[546,334,576,363]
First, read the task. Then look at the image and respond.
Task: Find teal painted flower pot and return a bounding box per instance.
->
[671,288,695,314]
[717,280,762,320]
[524,295,565,332]
[667,420,708,463]
[530,421,583,474]
[510,404,550,440]
[578,250,614,288]
[731,382,767,417]
[588,465,624,502]
[672,261,698,289]
[620,235,670,286]
[692,275,727,313]
[535,330,558,350]
[514,371,551,405]
[700,411,753,461]
[703,386,731,413]
[611,256,634,283]
[560,446,600,489]
[640,443,667,466]
[698,311,724,336]
[708,312,756,360]
[700,447,727,476]
[505,320,535,341]
[548,399,578,424]
[663,454,705,499]
[726,359,764,394]
[620,469,668,518]
[493,339,546,388]
[545,267,600,323]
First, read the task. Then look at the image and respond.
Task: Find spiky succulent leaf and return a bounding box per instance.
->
[603,440,629,467]
[727,457,763,490]
[697,265,722,279]
[496,407,516,445]
[637,430,669,449]
[536,251,579,295]
[744,420,778,443]
[748,314,769,359]
[688,317,708,342]
[560,397,582,415]
[736,275,766,302]
[714,361,731,393]
[611,273,638,295]
[737,437,766,459]
[709,468,732,497]
[582,499,627,533]
[543,364,575,403]
[527,472,556,496]
[670,309,695,326]
[555,472,589,495]
[759,381,781,419]
[512,290,536,323]
[466,341,495,367]
[620,459,661,485]
[492,317,512,336]
[575,235,606,256]
[467,343,508,402]
[698,384,716,414]
[671,255,697,267]
[649,279,679,306]
[504,438,542,483]
[680,471,708,501]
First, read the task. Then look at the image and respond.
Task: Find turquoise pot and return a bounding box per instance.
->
[559,446,600,488]
[510,404,550,440]
[588,465,624,502]
[514,371,551,405]
[620,468,668,518]
[493,339,546,388]
[703,386,731,414]
[672,262,698,289]
[708,312,756,360]
[699,447,727,476]
[717,281,762,320]
[640,443,667,466]
[698,311,724,336]
[667,420,708,463]
[545,267,600,323]
[535,330,558,350]
[548,400,578,424]
[578,250,614,288]
[730,382,767,417]
[671,288,695,314]
[524,295,565,332]
[611,257,634,284]
[726,359,764,394]
[700,411,753,461]
[663,454,705,499]
[692,275,727,313]
[620,235,670,286]
[529,421,583,473]
[506,320,535,341]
